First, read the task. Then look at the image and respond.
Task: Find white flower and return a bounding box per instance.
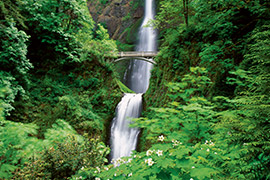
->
[145,158,154,166]
[192,166,195,169]
[95,178,100,180]
[104,167,109,171]
[158,135,165,141]
[172,140,181,147]
[156,150,163,156]
[206,148,210,152]
[127,158,132,163]
[205,140,208,144]
[190,178,194,180]
[128,173,132,177]
[116,158,121,164]
[146,149,153,156]
[214,152,217,155]
[148,160,154,166]
[81,166,84,170]
[79,177,82,179]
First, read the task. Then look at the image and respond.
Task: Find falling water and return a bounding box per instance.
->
[110,0,157,161]
[124,0,157,93]
[110,93,142,159]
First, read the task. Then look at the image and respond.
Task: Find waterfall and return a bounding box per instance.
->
[110,0,157,161]
[124,0,157,93]
[110,93,142,159]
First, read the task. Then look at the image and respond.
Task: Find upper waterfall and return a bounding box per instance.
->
[123,0,157,93]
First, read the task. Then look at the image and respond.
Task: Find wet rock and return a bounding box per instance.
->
[87,0,144,45]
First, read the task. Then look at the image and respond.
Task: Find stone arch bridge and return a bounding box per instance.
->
[113,51,158,64]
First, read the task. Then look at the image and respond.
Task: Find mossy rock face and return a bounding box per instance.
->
[87,0,144,45]
[120,17,143,45]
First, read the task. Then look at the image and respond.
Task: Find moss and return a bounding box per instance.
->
[116,79,135,93]
[119,17,143,49]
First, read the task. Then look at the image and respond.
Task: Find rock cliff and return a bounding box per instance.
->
[87,0,144,49]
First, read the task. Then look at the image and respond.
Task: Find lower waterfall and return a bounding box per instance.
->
[110,93,142,160]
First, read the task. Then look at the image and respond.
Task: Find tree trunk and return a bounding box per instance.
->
[183,0,189,27]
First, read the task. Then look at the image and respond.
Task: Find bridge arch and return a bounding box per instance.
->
[113,57,156,65]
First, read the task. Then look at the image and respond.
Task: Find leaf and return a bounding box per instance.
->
[190,167,217,180]
[183,103,202,112]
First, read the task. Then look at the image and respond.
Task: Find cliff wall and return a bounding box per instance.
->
[87,0,144,49]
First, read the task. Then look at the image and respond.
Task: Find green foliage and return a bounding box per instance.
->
[0,121,40,179]
[14,134,110,180]
[102,58,269,179]
[116,79,135,93]
[56,95,104,132]
[44,119,83,144]
[146,0,269,113]
[0,72,24,115]
[0,0,27,28]
[0,119,110,179]
[20,0,90,64]
[199,41,234,73]
[240,24,270,94]
[0,0,121,179]
[96,140,221,180]
[3,0,120,137]
[130,0,144,11]
[154,0,186,30]
[116,40,135,51]
[0,0,269,179]
[0,23,32,114]
[93,68,220,179]
[213,23,270,179]
[122,13,131,21]
[12,66,121,136]
[99,0,108,5]
[18,0,117,67]
[0,88,6,121]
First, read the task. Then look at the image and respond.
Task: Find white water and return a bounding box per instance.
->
[124,0,157,93]
[110,93,142,159]
[110,0,157,161]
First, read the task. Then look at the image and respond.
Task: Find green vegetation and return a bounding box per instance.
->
[96,0,269,179]
[0,0,121,179]
[1,0,269,179]
[116,79,135,93]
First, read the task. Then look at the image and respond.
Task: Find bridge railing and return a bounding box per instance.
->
[118,51,158,57]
